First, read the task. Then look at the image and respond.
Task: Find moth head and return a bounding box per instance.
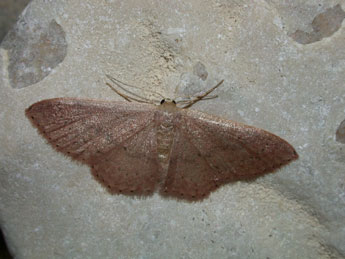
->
[160,98,176,105]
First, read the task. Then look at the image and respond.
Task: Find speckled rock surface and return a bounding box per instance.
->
[1,0,344,258]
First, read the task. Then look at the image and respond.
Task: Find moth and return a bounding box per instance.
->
[26,75,298,201]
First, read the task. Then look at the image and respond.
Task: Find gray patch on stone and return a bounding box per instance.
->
[178,73,205,97]
[336,119,345,144]
[1,18,67,89]
[193,61,208,81]
[289,4,345,44]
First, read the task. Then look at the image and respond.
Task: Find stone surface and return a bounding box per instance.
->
[336,119,345,144]
[0,0,344,258]
[0,0,31,42]
[289,4,345,44]
[2,14,67,89]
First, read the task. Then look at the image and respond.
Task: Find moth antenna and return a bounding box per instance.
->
[105,77,161,104]
[106,74,165,99]
[181,80,224,108]
[176,95,218,104]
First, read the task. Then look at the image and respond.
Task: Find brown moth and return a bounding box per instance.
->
[26,76,298,201]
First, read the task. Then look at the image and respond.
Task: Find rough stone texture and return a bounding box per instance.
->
[0,0,31,42]
[0,0,344,258]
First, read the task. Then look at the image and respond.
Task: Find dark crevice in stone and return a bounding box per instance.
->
[336,119,345,144]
